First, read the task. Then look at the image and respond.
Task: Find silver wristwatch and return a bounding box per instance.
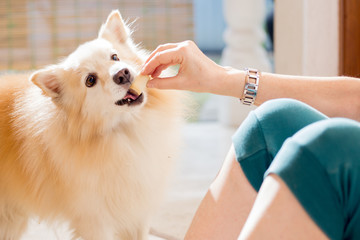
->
[241,68,259,106]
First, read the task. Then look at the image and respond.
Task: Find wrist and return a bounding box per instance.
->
[217,66,246,98]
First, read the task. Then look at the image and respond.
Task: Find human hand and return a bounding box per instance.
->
[141,41,228,94]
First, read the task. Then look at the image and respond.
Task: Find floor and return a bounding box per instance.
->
[151,122,235,239]
[21,122,236,240]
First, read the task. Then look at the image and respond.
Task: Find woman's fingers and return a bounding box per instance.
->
[151,64,173,78]
[141,48,183,76]
[143,43,178,65]
[147,76,183,90]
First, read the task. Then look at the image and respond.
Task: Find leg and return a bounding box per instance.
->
[186,99,327,239]
[240,118,360,239]
[239,174,328,240]
[185,145,257,240]
[233,99,328,191]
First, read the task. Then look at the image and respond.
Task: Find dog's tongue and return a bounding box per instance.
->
[124,90,138,100]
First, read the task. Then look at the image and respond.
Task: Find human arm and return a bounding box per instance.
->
[256,73,360,121]
[141,41,360,121]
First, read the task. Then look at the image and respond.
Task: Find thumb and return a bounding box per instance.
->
[146,76,184,90]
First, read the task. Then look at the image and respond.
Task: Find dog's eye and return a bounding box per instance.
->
[111,54,120,61]
[85,74,97,88]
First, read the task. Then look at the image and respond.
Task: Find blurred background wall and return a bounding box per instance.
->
[193,0,225,53]
[0,0,194,70]
[275,0,339,76]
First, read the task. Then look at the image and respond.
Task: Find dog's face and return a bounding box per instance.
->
[29,10,149,133]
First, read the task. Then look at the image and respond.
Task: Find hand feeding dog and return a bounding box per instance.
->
[0,10,184,240]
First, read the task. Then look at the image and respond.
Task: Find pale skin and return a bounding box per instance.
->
[141,40,360,239]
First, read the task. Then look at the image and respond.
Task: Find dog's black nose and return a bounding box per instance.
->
[113,68,132,85]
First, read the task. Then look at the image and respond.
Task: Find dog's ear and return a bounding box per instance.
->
[98,10,129,43]
[30,67,62,98]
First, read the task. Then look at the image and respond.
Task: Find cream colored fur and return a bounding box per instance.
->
[0,10,184,240]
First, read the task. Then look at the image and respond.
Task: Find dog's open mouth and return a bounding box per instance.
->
[115,89,144,106]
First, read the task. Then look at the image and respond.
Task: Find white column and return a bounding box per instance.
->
[219,0,272,127]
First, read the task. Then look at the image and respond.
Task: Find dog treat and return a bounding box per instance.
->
[130,74,150,95]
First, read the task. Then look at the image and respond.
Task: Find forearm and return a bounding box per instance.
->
[220,67,360,121]
[258,73,360,120]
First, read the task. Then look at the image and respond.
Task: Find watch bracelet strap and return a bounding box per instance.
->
[241,68,259,106]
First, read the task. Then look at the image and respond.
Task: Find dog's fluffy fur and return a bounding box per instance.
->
[0,10,184,240]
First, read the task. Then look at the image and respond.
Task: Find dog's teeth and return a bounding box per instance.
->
[116,96,138,106]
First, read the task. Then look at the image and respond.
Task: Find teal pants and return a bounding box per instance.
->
[232,99,360,240]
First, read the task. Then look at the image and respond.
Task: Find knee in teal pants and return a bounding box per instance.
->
[232,98,360,240]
